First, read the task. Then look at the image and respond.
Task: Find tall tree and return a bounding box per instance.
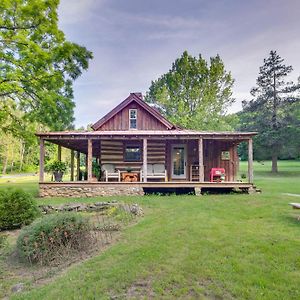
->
[145,51,235,130]
[241,51,300,173]
[0,0,93,131]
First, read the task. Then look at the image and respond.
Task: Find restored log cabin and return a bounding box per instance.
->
[37,92,256,197]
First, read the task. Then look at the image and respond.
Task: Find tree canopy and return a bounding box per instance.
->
[239,50,300,172]
[0,0,93,131]
[145,51,235,130]
[0,0,93,174]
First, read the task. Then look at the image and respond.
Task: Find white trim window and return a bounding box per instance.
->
[129,109,137,129]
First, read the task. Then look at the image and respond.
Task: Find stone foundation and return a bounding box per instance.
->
[39,184,144,198]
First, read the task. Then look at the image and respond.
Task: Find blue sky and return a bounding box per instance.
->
[58,0,300,127]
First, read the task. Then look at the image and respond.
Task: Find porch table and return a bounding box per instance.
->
[121,172,139,182]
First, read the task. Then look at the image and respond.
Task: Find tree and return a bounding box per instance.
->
[0,0,93,131]
[240,51,300,173]
[145,51,235,130]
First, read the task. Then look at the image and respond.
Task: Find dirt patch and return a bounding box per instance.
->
[110,279,156,300]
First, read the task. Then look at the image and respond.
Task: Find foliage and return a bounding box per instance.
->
[0,0,93,131]
[0,233,8,249]
[145,50,235,130]
[0,189,40,230]
[92,161,101,180]
[239,50,300,172]
[16,213,91,264]
[46,160,67,173]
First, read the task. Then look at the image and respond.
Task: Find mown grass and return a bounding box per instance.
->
[1,160,300,299]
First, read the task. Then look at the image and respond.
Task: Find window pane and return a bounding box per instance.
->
[125,146,141,161]
[130,110,137,119]
[130,119,137,129]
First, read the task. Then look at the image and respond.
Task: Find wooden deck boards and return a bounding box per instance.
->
[40,181,253,189]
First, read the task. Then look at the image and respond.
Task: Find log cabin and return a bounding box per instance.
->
[36,92,257,197]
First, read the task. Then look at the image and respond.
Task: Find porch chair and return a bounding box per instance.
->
[141,163,167,181]
[101,163,121,182]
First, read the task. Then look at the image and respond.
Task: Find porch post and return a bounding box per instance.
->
[76,151,80,180]
[143,138,147,182]
[198,137,204,182]
[57,145,62,161]
[248,138,254,183]
[70,150,74,181]
[87,139,93,182]
[39,138,45,182]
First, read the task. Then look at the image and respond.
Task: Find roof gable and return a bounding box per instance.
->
[91,93,175,131]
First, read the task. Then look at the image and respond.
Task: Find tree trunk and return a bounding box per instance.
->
[271,153,278,173]
[2,155,8,174]
[19,142,25,172]
[2,145,9,174]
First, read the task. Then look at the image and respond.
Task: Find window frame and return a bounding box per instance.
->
[124,144,142,162]
[129,109,137,130]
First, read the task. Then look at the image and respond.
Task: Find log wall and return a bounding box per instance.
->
[100,139,166,173]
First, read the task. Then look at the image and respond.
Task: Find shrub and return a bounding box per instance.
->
[17,213,92,264]
[0,189,40,230]
[46,160,67,173]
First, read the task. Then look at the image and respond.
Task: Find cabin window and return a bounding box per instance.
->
[129,109,137,129]
[124,145,141,161]
[221,151,230,160]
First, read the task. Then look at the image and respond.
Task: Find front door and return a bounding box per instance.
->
[171,144,187,179]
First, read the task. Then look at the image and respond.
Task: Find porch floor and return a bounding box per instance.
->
[40,181,253,189]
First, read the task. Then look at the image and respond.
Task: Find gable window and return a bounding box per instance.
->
[124,145,141,161]
[129,109,137,129]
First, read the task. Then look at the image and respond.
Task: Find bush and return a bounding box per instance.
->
[0,189,40,230]
[46,160,67,173]
[17,213,92,264]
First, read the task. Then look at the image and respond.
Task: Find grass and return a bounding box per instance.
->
[1,160,300,299]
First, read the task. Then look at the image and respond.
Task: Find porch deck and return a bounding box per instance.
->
[40,181,253,188]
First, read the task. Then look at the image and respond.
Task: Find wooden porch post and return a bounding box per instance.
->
[57,145,62,161]
[248,138,254,183]
[87,139,93,182]
[70,150,74,181]
[76,151,80,180]
[198,137,204,182]
[143,138,147,182]
[39,138,45,182]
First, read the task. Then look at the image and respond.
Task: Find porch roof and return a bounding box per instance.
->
[36,129,256,140]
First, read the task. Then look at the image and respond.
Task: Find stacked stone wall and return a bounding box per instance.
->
[39,185,144,198]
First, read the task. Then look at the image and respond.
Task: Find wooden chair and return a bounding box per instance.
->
[101,164,120,182]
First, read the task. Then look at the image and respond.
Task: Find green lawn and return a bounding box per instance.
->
[1,161,300,299]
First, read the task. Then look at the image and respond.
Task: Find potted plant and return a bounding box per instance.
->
[92,161,101,181]
[126,167,132,173]
[47,160,67,182]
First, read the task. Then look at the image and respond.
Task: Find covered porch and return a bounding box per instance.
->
[37,130,256,196]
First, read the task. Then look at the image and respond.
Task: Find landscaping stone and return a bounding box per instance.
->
[11,283,24,293]
[38,201,143,217]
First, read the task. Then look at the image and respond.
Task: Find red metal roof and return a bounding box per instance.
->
[36,129,257,138]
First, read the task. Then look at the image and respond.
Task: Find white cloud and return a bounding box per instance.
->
[58,0,101,25]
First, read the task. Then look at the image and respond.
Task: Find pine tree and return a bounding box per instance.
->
[241,50,300,173]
